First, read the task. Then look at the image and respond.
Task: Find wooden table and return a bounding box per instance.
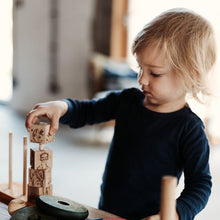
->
[0,201,120,220]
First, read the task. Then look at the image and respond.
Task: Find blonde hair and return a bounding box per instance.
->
[132,8,217,102]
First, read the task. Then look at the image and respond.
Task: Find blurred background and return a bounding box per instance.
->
[0,0,220,219]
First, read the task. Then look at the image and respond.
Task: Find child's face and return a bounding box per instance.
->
[137,45,186,112]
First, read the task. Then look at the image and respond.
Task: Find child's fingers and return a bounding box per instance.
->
[49,116,59,135]
[25,101,64,133]
[25,110,35,129]
[32,116,40,125]
[25,108,46,129]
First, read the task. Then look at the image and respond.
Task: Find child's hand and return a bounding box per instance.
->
[25,100,68,135]
[142,210,179,220]
[142,214,160,220]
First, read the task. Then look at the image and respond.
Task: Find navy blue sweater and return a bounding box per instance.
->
[60,88,212,220]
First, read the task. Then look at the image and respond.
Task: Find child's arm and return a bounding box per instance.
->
[25,100,68,135]
[176,121,212,219]
[142,120,211,220]
[26,90,123,133]
[58,91,122,128]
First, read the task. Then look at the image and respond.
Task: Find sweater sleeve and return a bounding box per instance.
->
[176,121,212,220]
[59,90,122,128]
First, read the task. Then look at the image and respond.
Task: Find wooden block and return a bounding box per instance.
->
[28,184,53,202]
[29,122,55,144]
[30,148,53,169]
[28,168,51,187]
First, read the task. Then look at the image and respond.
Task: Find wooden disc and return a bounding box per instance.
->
[36,195,89,220]
[10,206,56,220]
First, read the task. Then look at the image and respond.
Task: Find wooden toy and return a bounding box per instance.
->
[0,123,54,206]
[23,136,28,196]
[0,134,27,204]
[28,168,51,187]
[8,198,27,216]
[29,122,55,146]
[160,176,177,220]
[30,148,53,169]
[27,122,54,203]
[9,132,13,190]
[28,185,53,202]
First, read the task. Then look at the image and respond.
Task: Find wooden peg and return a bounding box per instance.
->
[160,176,177,220]
[39,143,44,151]
[9,132,13,190]
[23,136,28,196]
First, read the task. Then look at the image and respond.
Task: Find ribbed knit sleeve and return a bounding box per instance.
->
[176,121,212,220]
[59,91,121,128]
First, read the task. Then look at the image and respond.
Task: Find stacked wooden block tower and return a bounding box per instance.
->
[28,122,55,202]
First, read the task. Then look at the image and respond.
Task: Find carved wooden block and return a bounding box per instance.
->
[30,148,53,169]
[28,168,51,187]
[29,122,55,144]
[28,184,53,202]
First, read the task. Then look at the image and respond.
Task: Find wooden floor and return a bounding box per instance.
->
[0,104,220,219]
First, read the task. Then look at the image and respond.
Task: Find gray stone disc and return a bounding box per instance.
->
[36,195,89,220]
[10,206,57,220]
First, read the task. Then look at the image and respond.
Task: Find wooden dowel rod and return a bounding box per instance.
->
[160,176,177,220]
[23,136,28,196]
[9,132,13,190]
[39,143,44,151]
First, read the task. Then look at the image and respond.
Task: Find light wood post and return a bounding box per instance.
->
[160,176,177,220]
[23,136,28,196]
[9,132,13,190]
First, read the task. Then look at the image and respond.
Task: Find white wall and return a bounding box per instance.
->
[11,0,95,113]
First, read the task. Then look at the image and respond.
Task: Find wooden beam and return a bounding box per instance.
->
[110,0,128,59]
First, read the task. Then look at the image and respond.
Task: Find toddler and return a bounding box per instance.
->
[26,8,217,220]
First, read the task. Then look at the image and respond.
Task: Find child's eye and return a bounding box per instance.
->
[150,72,160,77]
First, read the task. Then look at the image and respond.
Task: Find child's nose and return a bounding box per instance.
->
[138,71,149,85]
